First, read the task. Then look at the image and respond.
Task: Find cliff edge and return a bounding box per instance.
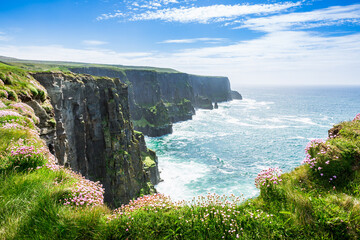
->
[69,67,237,136]
[32,71,160,207]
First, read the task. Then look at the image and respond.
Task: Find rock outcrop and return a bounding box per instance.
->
[69,67,237,136]
[32,72,160,207]
[231,90,243,100]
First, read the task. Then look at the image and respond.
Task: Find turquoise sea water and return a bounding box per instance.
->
[146,86,360,201]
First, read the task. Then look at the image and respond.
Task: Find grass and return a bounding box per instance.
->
[1,61,360,238]
[142,153,156,169]
[0,62,48,102]
[1,108,359,239]
[132,116,155,128]
[0,56,180,74]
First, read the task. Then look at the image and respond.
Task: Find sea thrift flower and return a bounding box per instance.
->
[10,102,39,124]
[0,109,21,118]
[6,139,47,170]
[1,123,26,130]
[255,167,282,188]
[63,175,104,207]
[0,100,6,108]
[353,113,360,121]
[302,139,326,167]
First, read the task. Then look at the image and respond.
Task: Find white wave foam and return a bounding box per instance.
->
[288,136,306,140]
[155,160,210,201]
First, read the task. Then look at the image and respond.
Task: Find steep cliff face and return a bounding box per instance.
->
[32,72,159,207]
[189,75,232,103]
[69,67,235,137]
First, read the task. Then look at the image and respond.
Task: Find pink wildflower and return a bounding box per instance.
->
[353,113,360,121]
[255,167,282,188]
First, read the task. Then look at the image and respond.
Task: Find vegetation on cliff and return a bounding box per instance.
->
[1,103,359,239]
[1,60,359,239]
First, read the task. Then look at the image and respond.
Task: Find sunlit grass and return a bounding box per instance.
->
[1,62,360,239]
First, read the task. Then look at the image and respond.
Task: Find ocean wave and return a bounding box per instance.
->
[155,160,210,201]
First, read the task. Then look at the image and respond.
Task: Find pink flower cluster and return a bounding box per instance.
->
[30,147,105,207]
[189,193,244,209]
[302,139,326,166]
[255,167,282,188]
[39,152,105,207]
[109,194,174,219]
[1,122,26,130]
[108,193,246,238]
[0,116,38,133]
[62,175,104,207]
[302,138,341,182]
[10,102,39,124]
[0,100,6,108]
[354,113,360,121]
[7,139,46,167]
[0,109,21,118]
[328,132,338,139]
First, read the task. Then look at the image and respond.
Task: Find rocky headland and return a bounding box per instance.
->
[69,66,240,136]
[0,56,240,207]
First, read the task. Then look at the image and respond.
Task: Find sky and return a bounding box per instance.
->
[0,0,360,88]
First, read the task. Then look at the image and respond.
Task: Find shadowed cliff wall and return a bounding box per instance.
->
[32,72,160,207]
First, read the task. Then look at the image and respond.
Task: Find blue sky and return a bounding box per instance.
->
[1,0,360,87]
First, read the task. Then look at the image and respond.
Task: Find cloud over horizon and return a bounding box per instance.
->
[1,30,359,86]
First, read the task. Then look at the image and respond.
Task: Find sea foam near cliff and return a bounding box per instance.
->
[146,86,360,201]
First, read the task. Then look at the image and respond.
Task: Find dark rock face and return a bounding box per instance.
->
[69,67,235,136]
[189,75,232,103]
[231,90,243,100]
[134,131,160,185]
[25,100,56,151]
[32,72,159,207]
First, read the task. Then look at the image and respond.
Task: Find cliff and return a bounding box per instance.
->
[31,72,160,207]
[69,66,235,136]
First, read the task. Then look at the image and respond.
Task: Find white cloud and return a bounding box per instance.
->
[131,2,301,23]
[98,2,301,23]
[1,30,360,86]
[159,38,226,44]
[0,45,153,63]
[239,4,360,32]
[82,40,108,46]
[97,11,124,21]
[128,0,180,10]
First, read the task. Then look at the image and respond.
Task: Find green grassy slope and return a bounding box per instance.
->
[0,55,180,73]
[1,63,360,239]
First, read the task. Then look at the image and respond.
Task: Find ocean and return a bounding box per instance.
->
[146,86,360,201]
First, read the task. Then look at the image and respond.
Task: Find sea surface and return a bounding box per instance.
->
[146,86,360,201]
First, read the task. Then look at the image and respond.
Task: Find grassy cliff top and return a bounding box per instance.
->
[0,55,181,74]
